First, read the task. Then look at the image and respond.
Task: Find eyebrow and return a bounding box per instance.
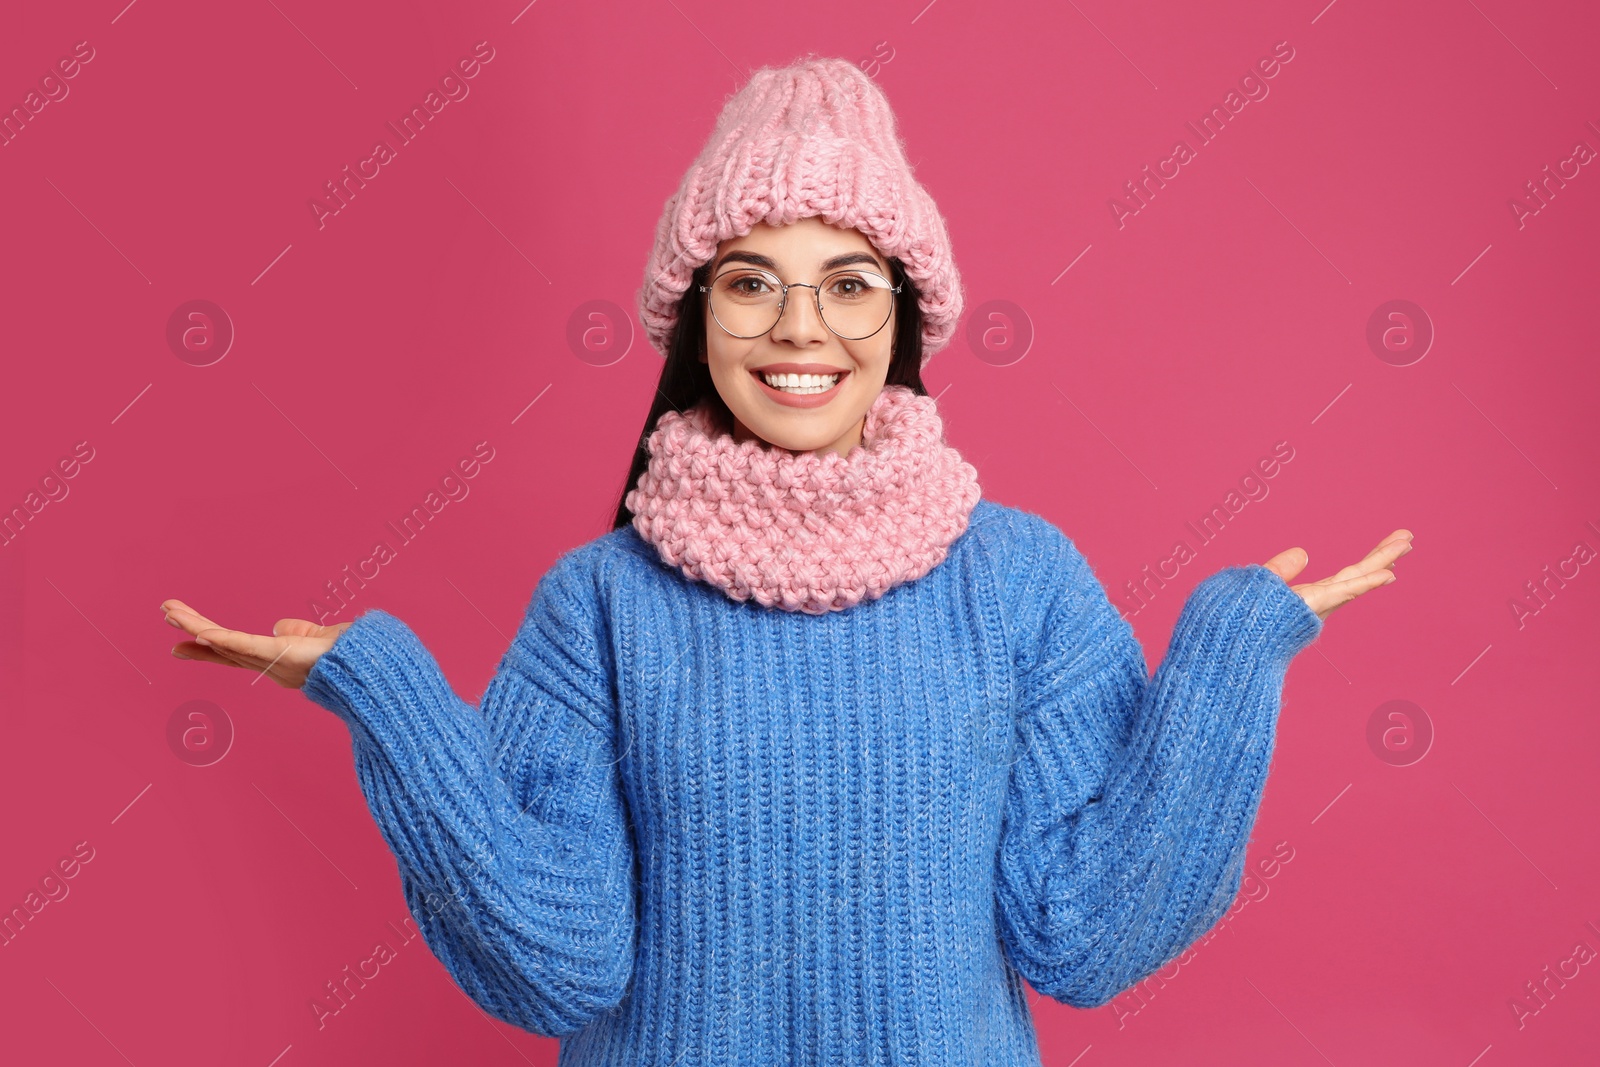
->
[712,249,886,276]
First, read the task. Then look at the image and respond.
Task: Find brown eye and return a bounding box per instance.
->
[724,274,773,296]
[827,273,873,301]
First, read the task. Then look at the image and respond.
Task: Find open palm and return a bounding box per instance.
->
[1261,529,1413,623]
[160,599,348,689]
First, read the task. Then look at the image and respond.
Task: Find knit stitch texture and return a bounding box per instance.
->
[302,499,1323,1065]
[625,384,981,615]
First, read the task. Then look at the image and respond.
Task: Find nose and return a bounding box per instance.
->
[769,284,830,344]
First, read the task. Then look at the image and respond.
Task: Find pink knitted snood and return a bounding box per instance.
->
[625,385,982,615]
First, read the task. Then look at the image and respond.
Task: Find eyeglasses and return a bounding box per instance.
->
[698,267,901,341]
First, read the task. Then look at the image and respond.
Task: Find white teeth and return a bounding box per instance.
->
[761,372,840,394]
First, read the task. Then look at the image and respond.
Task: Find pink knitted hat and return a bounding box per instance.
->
[637,55,963,365]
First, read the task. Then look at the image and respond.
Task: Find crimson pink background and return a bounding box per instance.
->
[3,1,1598,1064]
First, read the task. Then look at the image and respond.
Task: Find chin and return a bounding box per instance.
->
[740,412,844,452]
[771,428,845,453]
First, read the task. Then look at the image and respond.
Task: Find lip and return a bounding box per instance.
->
[750,364,851,409]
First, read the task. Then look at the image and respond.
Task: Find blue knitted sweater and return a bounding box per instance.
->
[301,497,1322,1065]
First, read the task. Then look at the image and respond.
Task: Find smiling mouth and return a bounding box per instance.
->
[751,369,849,395]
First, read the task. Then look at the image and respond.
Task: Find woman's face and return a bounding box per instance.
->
[699,216,897,458]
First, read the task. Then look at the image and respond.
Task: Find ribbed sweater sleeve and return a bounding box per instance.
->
[993,515,1322,1008]
[299,547,637,1037]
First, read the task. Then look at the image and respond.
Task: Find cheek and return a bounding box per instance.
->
[846,336,895,376]
[704,336,756,384]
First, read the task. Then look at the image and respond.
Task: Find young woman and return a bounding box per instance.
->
[160,56,1411,1066]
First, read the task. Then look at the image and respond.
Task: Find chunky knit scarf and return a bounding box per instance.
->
[625,384,982,615]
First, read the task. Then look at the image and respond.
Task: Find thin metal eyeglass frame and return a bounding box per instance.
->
[697,267,902,340]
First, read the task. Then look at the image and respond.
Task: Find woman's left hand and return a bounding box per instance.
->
[1261,529,1413,623]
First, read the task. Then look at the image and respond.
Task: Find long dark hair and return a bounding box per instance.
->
[610,255,929,531]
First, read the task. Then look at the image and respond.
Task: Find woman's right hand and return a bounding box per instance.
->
[160,599,352,690]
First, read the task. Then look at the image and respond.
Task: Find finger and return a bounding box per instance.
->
[161,598,212,620]
[1345,530,1413,571]
[163,603,230,638]
[171,640,259,669]
[1299,566,1398,617]
[175,640,287,685]
[1261,546,1309,583]
[1370,528,1413,557]
[273,617,324,638]
[191,625,287,668]
[1326,534,1412,585]
[167,612,280,672]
